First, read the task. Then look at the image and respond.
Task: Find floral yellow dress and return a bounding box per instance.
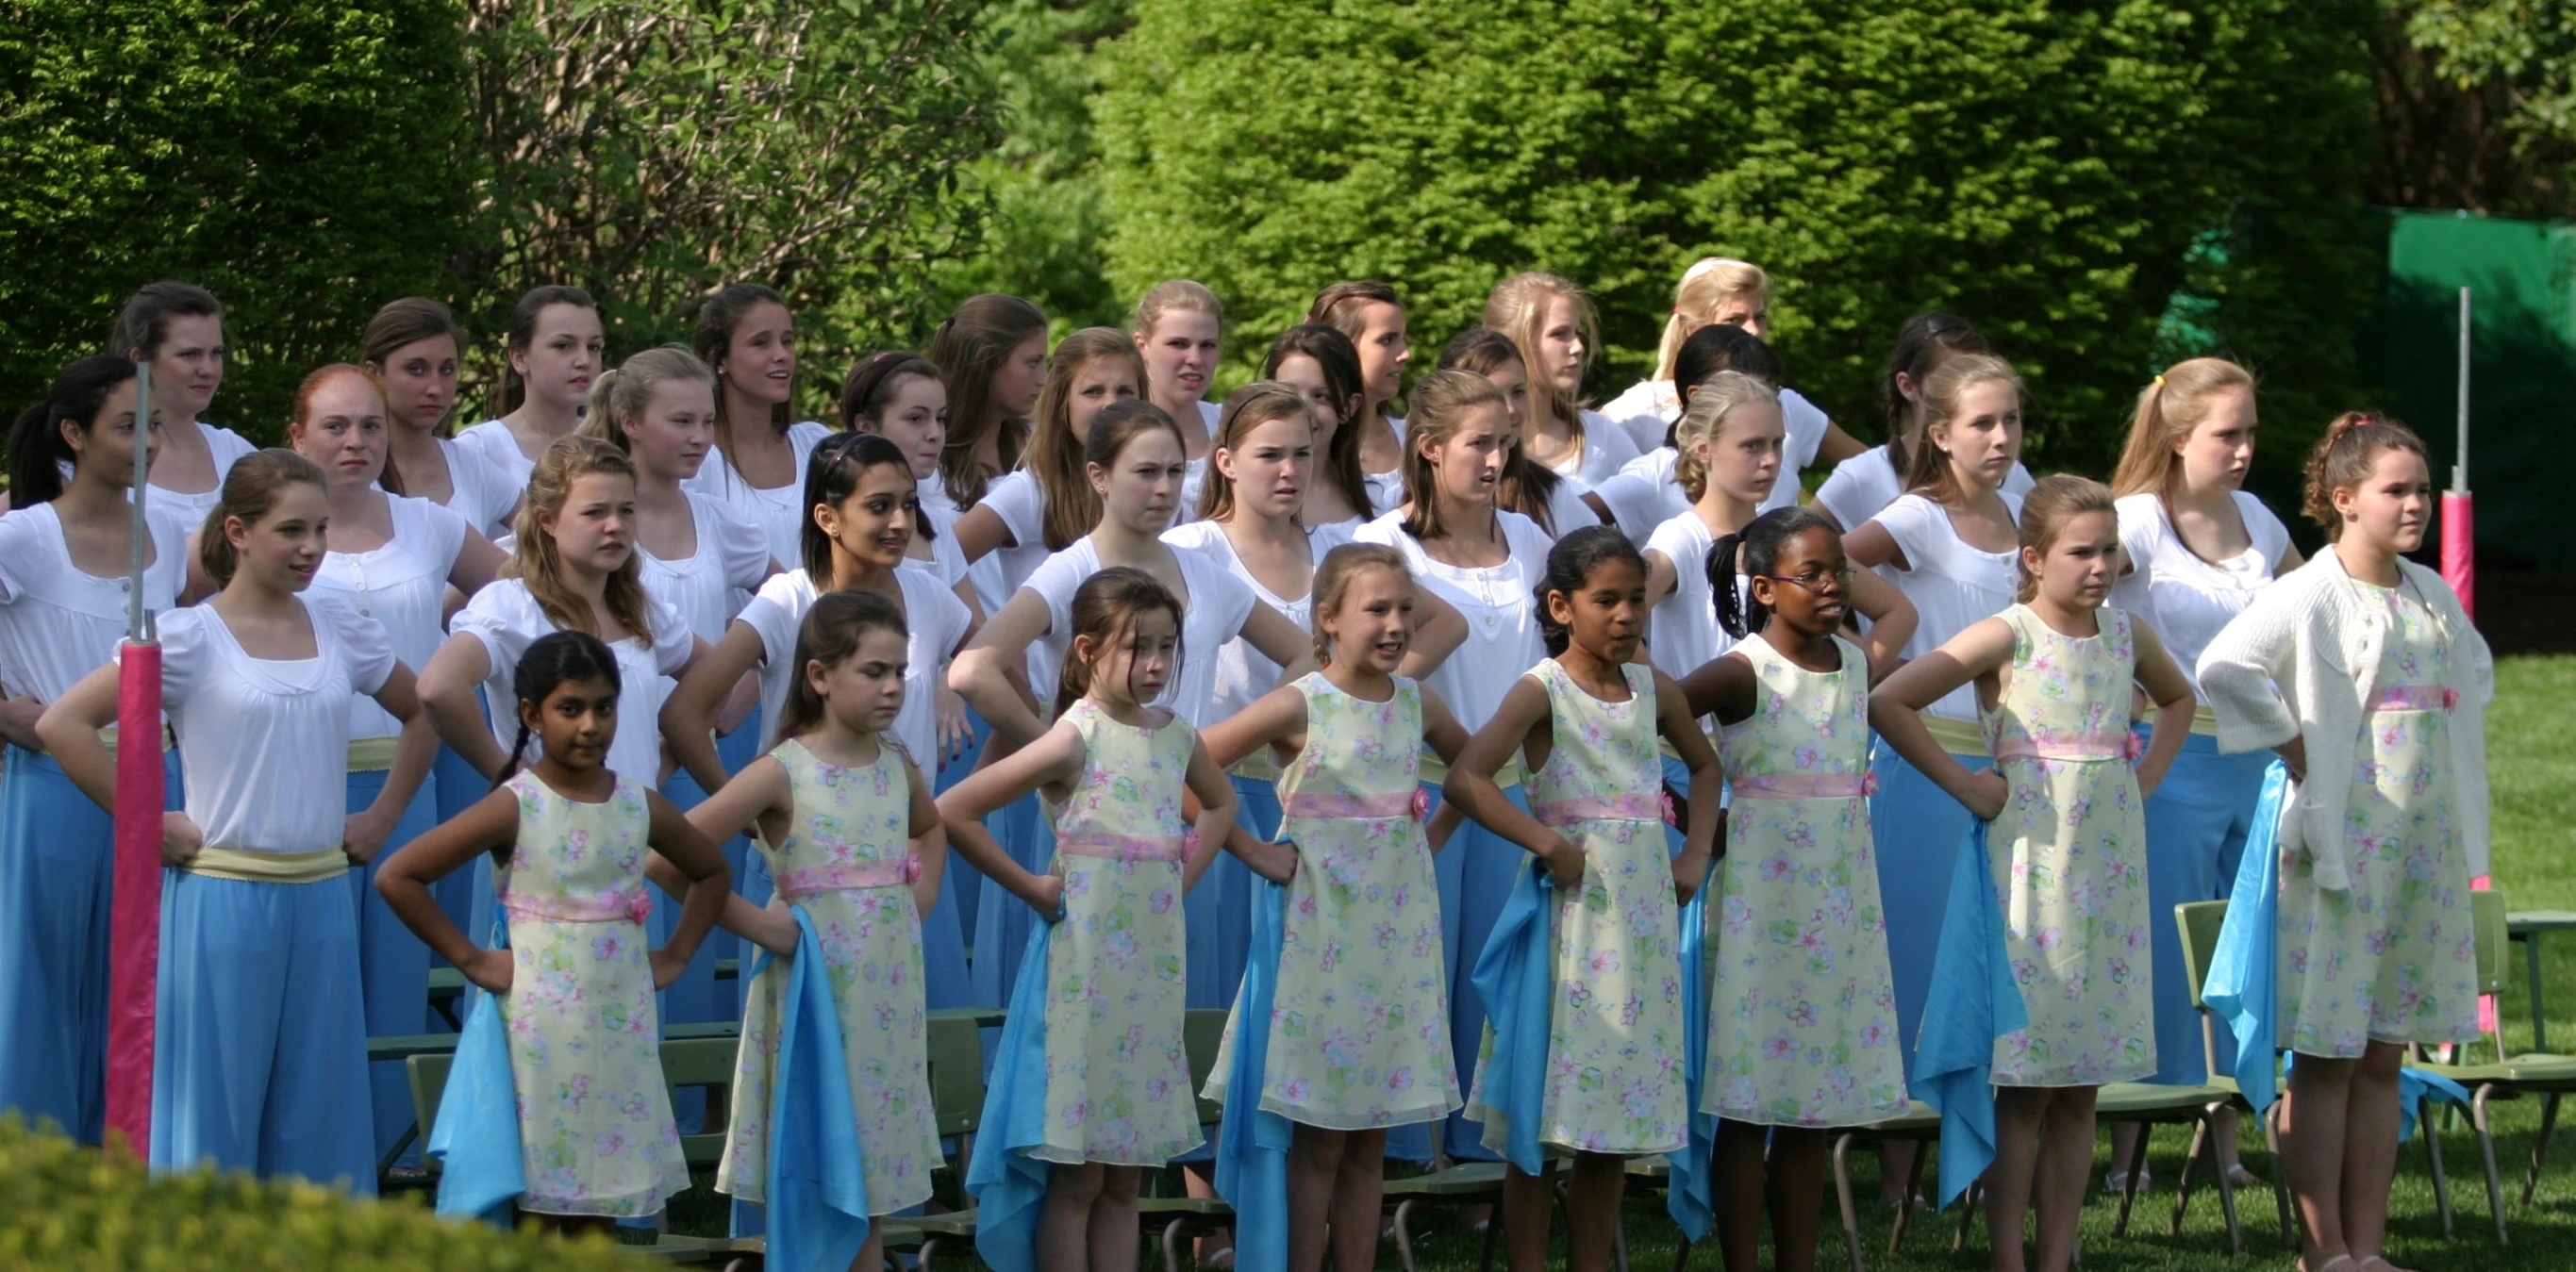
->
[1704,635,1907,1126]
[720,738,942,1212]
[497,771,690,1216]
[2278,578,2480,1056]
[1206,673,1461,1130]
[1468,658,1688,1156]
[1983,605,2156,1087]
[1033,700,1204,1165]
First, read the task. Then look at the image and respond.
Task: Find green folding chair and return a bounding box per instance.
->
[2399,887,2536,1244]
[2176,898,2296,1248]
[875,1009,995,1271]
[1147,1008,1242,1271]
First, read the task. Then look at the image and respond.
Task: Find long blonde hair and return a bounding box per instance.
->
[511,436,656,641]
[579,345,715,454]
[1671,371,1780,504]
[2108,357,2255,499]
[1397,370,1511,543]
[1482,271,1598,441]
[1653,258,1770,382]
[1903,353,2023,504]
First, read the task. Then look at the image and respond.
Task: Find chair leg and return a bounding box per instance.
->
[1391,1199,1421,1272]
[2524,1091,2560,1207]
[1832,1134,1866,1272]
[2471,1087,2510,1246]
[1953,1181,1980,1253]
[2114,1123,2150,1236]
[2170,1115,2208,1236]
[1670,1232,1693,1272]
[1612,1206,1630,1272]
[1889,1139,1928,1254]
[2264,1101,2296,1251]
[1162,1217,1186,1272]
[2209,1112,2243,1257]
[917,1235,942,1272]
[1477,1199,1503,1272]
[2423,1096,2455,1240]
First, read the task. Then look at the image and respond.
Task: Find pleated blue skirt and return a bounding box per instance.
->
[1411,778,1532,1164]
[1868,739,1992,1086]
[0,744,180,1146]
[153,867,375,1195]
[343,765,439,1167]
[2138,729,2271,1085]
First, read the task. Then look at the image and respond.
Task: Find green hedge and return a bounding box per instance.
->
[0,1119,643,1270]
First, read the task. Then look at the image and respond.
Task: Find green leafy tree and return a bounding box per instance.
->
[0,0,477,443]
[2375,0,2576,216]
[1097,0,2380,471]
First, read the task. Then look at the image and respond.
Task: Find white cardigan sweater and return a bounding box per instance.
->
[2196,544,2493,890]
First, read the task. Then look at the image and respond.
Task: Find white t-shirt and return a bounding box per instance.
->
[1352,508,1555,731]
[1161,520,1316,725]
[1015,537,1259,725]
[308,496,470,739]
[1363,415,1408,516]
[1530,472,1602,538]
[1597,378,1675,454]
[923,473,1050,619]
[452,420,538,497]
[157,593,396,853]
[425,437,521,540]
[637,491,773,645]
[449,580,694,788]
[736,568,972,765]
[1642,512,1752,683]
[1546,410,1643,488]
[1591,449,1689,545]
[0,503,194,705]
[2111,490,2293,701]
[1868,491,2026,722]
[681,420,836,570]
[1815,444,2036,532]
[146,422,260,532]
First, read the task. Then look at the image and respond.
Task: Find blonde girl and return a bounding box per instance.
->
[685,283,836,570]
[1309,281,1414,508]
[940,569,1240,1272]
[454,285,605,492]
[1597,256,1865,471]
[1481,272,1641,487]
[359,296,522,538]
[2200,414,2491,1272]
[1813,312,2033,532]
[1133,279,1226,509]
[1871,475,2193,1272]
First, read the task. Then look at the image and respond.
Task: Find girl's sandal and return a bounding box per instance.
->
[2301,1256,2356,1272]
[2357,1257,2418,1272]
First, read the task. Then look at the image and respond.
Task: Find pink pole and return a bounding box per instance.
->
[107,640,163,1154]
[2442,492,2475,619]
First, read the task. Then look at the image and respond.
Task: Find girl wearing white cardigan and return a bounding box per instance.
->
[2197,412,2492,1272]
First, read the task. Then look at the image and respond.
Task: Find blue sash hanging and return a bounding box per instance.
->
[432,920,524,1225]
[1667,858,1720,1240]
[1913,820,2030,1208]
[756,906,873,1272]
[1467,857,1557,1175]
[2203,762,2289,1115]
[1209,878,1294,1272]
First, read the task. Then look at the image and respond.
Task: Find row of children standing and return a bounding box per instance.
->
[0,260,2491,1272]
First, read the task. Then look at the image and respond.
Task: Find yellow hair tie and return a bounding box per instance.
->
[2152,374,2166,387]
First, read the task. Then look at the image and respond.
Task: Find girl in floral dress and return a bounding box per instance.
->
[1198,543,1474,1272]
[1870,476,2195,1272]
[1674,506,1907,1272]
[1443,526,1723,1272]
[376,630,732,1231]
[938,568,1241,1272]
[2200,414,2491,1272]
[669,590,947,1271]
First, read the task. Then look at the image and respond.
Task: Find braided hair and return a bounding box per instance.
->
[1708,506,1838,639]
[496,630,623,787]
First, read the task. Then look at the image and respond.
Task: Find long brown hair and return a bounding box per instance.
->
[199,449,327,588]
[928,293,1048,507]
[1055,566,1186,719]
[496,285,596,417]
[359,297,468,440]
[1880,312,1988,475]
[509,435,656,641]
[1397,370,1510,543]
[1026,327,1147,551]
[1436,328,1563,534]
[690,283,793,485]
[2302,411,2428,541]
[1198,382,1316,522]
[773,588,911,753]
[2109,357,2255,499]
[1262,324,1371,515]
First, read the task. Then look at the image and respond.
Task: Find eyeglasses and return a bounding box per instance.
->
[1758,567,1855,591]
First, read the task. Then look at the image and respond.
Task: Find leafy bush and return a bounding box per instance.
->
[1095,0,2381,469]
[0,1118,642,1270]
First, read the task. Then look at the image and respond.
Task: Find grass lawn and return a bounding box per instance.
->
[669,656,2576,1270]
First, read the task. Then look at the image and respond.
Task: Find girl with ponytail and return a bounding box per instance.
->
[1261,323,1375,529]
[1597,256,1865,471]
[106,280,257,527]
[1309,280,1414,505]
[1812,312,2032,532]
[361,296,522,539]
[685,284,837,569]
[454,285,605,493]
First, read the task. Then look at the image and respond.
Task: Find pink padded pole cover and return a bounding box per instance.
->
[108,640,163,1154]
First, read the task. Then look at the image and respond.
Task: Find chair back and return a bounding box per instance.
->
[1184,1008,1231,1129]
[406,1051,456,1152]
[2175,900,2229,1012]
[925,1013,989,1138]
[659,1036,737,1169]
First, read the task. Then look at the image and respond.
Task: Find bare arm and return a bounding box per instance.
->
[643,789,732,989]
[934,719,1087,916]
[1655,668,1724,900]
[448,529,507,599]
[1841,520,1908,573]
[665,620,767,794]
[419,632,507,779]
[1418,684,1473,853]
[949,588,1055,748]
[1179,735,1241,894]
[903,759,948,919]
[1398,588,1468,679]
[953,504,1014,562]
[1848,569,1918,684]
[1641,547,1679,611]
[345,664,437,865]
[1866,616,2014,819]
[376,786,522,991]
[1441,675,1581,885]
[656,752,797,955]
[1200,684,1307,771]
[2128,620,2196,801]
[1237,601,1321,686]
[1677,650,1757,727]
[1816,421,1869,466]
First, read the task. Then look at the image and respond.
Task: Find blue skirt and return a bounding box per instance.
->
[2138,729,2271,1085]
[344,766,440,1167]
[1171,772,1281,1166]
[1869,739,1992,1086]
[916,709,985,1013]
[429,743,487,948]
[1413,778,1532,1164]
[153,867,374,1195]
[933,708,994,940]
[0,744,179,1146]
[971,791,1056,1010]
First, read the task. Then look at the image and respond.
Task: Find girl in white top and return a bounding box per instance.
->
[1482,271,1640,487]
[579,346,776,1032]
[286,365,504,1164]
[42,449,423,1193]
[2102,358,2301,1189]
[840,351,976,601]
[1813,312,2034,533]
[669,431,981,1011]
[952,327,1145,625]
[1594,324,1831,542]
[1351,369,1560,1163]
[922,294,1052,616]
[1437,329,1603,537]
[1133,280,1227,518]
[454,286,605,495]
[1261,323,1376,535]
[0,358,196,1146]
[1840,354,2029,1124]
[951,401,1313,1009]
[423,436,706,795]
[1596,257,1867,471]
[360,297,524,539]
[105,280,259,528]
[1641,373,1916,824]
[682,284,838,569]
[1309,281,1415,510]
